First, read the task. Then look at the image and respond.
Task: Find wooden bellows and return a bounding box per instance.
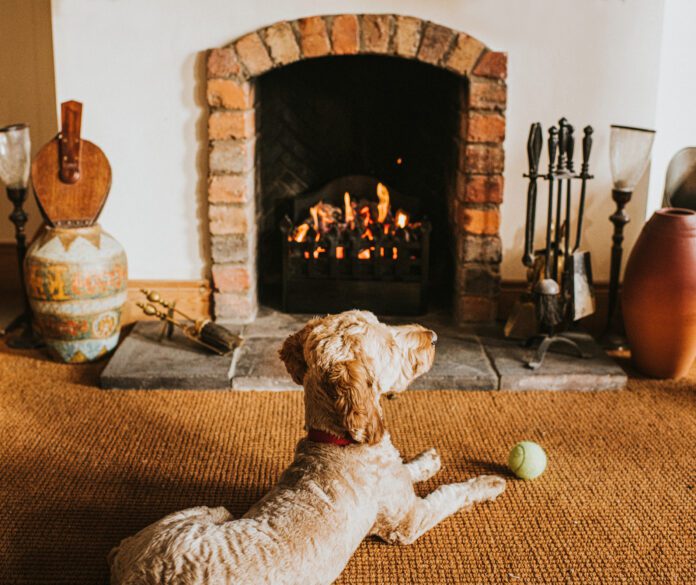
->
[32,101,112,227]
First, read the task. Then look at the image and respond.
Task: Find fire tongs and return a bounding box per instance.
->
[136,289,242,355]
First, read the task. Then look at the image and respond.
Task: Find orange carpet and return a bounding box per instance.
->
[0,342,694,584]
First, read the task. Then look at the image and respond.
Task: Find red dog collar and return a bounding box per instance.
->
[307,428,356,446]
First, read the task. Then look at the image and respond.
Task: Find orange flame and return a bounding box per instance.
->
[292,224,309,242]
[312,246,326,259]
[309,204,319,232]
[376,182,390,223]
[392,247,398,260]
[344,192,354,225]
[358,248,371,260]
[395,210,409,229]
[336,246,344,259]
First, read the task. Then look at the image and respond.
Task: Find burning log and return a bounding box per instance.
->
[280,178,430,315]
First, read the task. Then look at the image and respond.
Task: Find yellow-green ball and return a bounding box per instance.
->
[508,441,547,480]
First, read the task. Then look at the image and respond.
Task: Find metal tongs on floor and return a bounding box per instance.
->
[136,289,242,355]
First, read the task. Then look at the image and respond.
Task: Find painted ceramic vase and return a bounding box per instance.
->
[622,208,696,378]
[24,224,128,363]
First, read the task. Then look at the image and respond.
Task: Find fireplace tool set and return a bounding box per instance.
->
[506,118,596,369]
[136,289,242,355]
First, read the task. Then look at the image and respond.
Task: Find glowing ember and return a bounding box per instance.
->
[358,249,371,260]
[376,182,389,223]
[336,246,344,259]
[395,210,409,229]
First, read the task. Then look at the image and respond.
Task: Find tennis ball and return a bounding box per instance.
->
[508,441,547,480]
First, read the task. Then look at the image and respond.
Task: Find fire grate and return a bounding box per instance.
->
[280,176,430,315]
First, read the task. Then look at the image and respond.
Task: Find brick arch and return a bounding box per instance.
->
[205,15,507,323]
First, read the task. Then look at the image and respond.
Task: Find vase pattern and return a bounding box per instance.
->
[24,224,127,363]
[622,208,696,379]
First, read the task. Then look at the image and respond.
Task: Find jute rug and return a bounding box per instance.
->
[0,343,694,584]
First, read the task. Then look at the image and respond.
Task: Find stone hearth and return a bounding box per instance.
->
[101,313,627,391]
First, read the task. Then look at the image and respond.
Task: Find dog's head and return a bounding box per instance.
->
[279,310,437,445]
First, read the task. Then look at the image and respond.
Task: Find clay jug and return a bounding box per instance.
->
[24,224,128,363]
[622,208,696,378]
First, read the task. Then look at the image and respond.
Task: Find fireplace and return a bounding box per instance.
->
[206,15,507,324]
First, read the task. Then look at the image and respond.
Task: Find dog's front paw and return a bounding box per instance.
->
[406,448,441,482]
[468,475,506,502]
[418,448,441,474]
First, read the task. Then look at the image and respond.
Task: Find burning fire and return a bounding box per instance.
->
[289,181,417,262]
[376,182,389,223]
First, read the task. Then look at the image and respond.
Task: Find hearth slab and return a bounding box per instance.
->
[100,321,234,390]
[229,309,498,391]
[231,337,301,391]
[409,332,498,390]
[480,330,627,391]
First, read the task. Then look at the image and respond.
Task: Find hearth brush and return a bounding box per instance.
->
[137,289,242,355]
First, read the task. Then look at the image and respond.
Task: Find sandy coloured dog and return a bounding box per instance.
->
[109,310,506,584]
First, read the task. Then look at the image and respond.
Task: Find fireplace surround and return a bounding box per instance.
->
[206,14,507,324]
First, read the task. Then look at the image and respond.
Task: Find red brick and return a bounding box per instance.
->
[394,16,422,58]
[473,51,508,80]
[297,17,331,58]
[208,110,255,140]
[417,22,454,65]
[445,33,484,75]
[214,291,257,321]
[457,173,504,204]
[461,144,505,174]
[209,139,255,174]
[456,234,502,263]
[458,207,500,235]
[453,294,497,323]
[207,79,254,110]
[207,48,241,78]
[468,81,507,110]
[212,264,251,293]
[361,14,393,54]
[235,33,273,76]
[464,112,506,143]
[331,14,359,55]
[209,204,248,235]
[263,22,300,66]
[208,173,254,204]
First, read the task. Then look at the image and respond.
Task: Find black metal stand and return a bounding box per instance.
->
[524,332,592,370]
[1,186,43,349]
[601,187,632,349]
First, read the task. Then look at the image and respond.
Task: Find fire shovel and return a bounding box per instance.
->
[567,126,596,322]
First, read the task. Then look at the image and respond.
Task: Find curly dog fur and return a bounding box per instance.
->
[109,310,505,584]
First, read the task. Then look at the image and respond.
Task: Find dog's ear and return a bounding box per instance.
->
[279,325,311,385]
[324,359,384,445]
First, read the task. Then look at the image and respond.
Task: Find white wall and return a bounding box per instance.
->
[47,0,666,281]
[0,0,56,243]
[648,0,696,217]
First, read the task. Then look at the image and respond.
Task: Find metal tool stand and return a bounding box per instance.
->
[520,119,596,370]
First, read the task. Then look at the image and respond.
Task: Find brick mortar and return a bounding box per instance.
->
[437,27,461,66]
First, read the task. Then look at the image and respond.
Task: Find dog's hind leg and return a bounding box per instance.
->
[404,448,441,482]
[382,475,506,545]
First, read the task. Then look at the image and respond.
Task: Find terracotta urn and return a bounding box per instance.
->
[622,208,696,378]
[24,224,128,363]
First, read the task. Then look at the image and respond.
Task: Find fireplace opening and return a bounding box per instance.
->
[256,55,462,314]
